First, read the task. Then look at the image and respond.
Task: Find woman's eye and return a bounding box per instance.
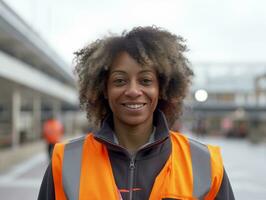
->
[141,79,152,85]
[113,79,126,85]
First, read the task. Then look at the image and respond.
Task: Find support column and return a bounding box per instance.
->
[33,94,41,140]
[11,89,21,149]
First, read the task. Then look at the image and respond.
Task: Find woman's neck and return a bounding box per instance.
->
[113,119,154,152]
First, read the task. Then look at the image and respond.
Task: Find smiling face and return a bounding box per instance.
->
[106,52,159,128]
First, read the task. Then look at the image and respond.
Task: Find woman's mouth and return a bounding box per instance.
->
[122,103,146,109]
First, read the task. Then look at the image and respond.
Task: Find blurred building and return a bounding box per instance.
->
[184,62,266,140]
[0,1,82,149]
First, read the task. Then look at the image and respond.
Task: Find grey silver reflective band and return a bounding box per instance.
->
[63,136,85,200]
[189,139,211,200]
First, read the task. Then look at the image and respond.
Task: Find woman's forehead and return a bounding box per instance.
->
[110,51,154,71]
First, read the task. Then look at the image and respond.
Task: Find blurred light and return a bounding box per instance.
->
[195,89,208,102]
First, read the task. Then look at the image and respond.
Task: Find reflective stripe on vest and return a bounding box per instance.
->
[63,137,85,200]
[189,139,211,200]
[55,133,223,199]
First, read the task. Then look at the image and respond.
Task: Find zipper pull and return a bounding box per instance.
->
[129,159,135,169]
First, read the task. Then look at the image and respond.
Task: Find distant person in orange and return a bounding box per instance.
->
[42,117,63,158]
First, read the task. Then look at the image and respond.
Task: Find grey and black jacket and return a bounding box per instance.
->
[38,111,235,200]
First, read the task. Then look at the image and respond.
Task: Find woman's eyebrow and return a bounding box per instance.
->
[139,70,155,74]
[110,70,127,75]
[109,69,155,75]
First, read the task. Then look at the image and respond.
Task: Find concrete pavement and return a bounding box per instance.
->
[0,153,48,200]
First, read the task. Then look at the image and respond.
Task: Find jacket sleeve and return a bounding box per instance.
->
[215,168,235,200]
[38,163,55,200]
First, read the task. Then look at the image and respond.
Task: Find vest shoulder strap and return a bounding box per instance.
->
[188,138,212,199]
[63,136,86,200]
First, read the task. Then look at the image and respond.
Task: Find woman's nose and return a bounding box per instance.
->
[124,81,142,97]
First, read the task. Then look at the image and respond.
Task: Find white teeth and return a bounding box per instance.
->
[124,104,145,109]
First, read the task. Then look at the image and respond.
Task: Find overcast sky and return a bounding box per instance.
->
[4,0,266,66]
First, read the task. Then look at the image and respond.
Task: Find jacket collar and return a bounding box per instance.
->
[93,109,170,146]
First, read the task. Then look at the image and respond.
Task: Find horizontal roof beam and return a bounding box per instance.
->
[0,51,78,105]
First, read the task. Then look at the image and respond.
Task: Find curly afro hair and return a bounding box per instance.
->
[74,26,193,128]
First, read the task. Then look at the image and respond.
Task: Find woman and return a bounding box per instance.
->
[38,26,234,200]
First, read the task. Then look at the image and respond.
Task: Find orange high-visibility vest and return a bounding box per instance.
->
[52,132,223,200]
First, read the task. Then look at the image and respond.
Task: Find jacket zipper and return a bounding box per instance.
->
[95,135,169,200]
[129,156,136,200]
